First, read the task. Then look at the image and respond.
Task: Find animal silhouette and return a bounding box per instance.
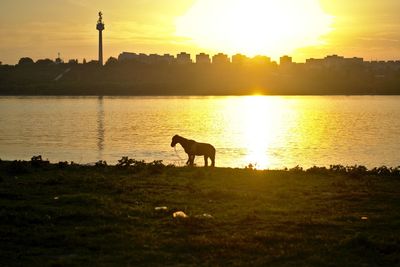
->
[171,135,215,167]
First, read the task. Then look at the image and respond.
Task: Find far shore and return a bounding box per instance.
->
[1,61,400,96]
[1,93,400,97]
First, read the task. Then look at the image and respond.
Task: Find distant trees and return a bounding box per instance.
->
[105,57,118,66]
[68,59,79,65]
[87,60,100,66]
[18,57,34,66]
[36,58,54,66]
[55,57,63,64]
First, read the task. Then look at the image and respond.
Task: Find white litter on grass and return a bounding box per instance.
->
[195,213,213,219]
[361,216,368,220]
[54,196,59,200]
[173,211,189,218]
[154,206,168,211]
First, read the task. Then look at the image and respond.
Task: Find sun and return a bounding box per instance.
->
[176,0,333,59]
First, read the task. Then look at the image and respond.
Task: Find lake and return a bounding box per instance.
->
[0,96,399,169]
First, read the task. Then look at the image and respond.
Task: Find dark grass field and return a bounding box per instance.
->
[0,160,399,266]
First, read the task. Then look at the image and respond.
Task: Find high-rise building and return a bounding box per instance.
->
[196,53,211,64]
[232,54,249,64]
[251,55,271,65]
[280,55,292,66]
[177,52,192,64]
[212,53,230,64]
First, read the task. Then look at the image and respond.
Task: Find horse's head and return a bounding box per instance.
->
[171,134,180,147]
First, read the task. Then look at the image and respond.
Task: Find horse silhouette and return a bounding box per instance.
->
[171,135,216,167]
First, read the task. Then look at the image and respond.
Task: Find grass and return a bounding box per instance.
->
[0,160,399,266]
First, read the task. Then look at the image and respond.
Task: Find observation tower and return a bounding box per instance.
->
[96,12,105,66]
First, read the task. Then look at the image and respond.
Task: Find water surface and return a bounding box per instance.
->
[0,96,399,169]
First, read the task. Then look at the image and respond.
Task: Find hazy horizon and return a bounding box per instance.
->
[1,0,400,65]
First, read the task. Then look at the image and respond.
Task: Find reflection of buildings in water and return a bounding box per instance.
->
[97,96,105,160]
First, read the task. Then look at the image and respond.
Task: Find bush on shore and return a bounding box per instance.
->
[1,155,399,177]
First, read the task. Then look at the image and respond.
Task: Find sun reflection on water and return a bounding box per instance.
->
[225,96,297,169]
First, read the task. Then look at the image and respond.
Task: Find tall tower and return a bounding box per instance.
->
[96,12,105,66]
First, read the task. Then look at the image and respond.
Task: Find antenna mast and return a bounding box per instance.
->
[96,11,105,66]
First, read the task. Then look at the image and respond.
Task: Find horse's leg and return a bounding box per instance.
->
[210,154,215,167]
[204,156,208,167]
[186,154,191,165]
[190,155,195,166]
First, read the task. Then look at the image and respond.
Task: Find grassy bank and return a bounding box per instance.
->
[0,159,399,266]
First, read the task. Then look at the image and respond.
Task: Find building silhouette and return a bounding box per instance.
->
[177,52,192,64]
[118,52,137,62]
[118,52,175,64]
[212,53,230,64]
[232,54,249,65]
[280,55,292,66]
[251,55,271,65]
[161,54,175,64]
[306,55,364,69]
[105,50,400,74]
[196,53,211,64]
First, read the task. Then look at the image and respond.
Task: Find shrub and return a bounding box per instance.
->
[30,155,49,168]
[116,157,147,172]
[245,163,257,170]
[7,160,30,175]
[306,166,328,174]
[374,166,391,176]
[289,165,303,173]
[58,161,69,168]
[95,160,108,168]
[329,165,347,174]
[391,166,400,176]
[116,156,135,167]
[147,160,165,174]
[346,165,368,177]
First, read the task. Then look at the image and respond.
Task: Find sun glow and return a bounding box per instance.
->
[176,0,333,58]
[227,96,296,169]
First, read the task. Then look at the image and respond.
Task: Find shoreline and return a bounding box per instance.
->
[1,93,400,97]
[2,157,399,177]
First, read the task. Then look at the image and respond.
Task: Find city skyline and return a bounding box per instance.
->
[10,50,400,66]
[1,0,400,64]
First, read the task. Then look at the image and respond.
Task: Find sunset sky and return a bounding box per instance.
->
[0,0,399,64]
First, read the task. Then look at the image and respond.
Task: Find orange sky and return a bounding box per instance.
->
[0,0,399,64]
